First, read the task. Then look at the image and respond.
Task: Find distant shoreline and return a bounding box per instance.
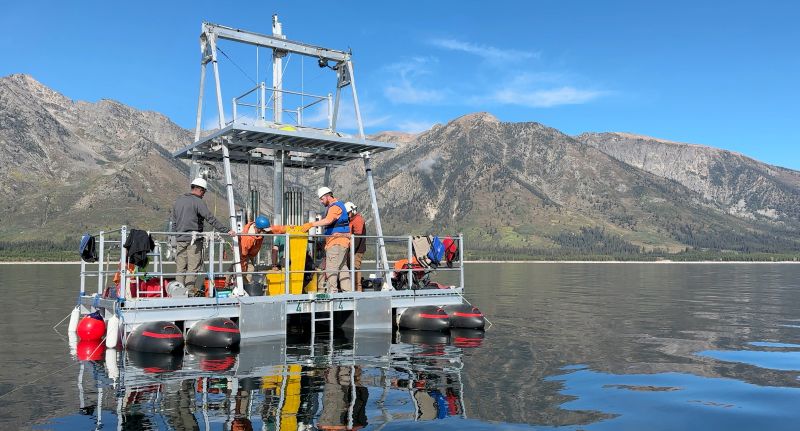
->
[1,260,797,265]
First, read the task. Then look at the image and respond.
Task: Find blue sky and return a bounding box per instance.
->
[2,1,799,169]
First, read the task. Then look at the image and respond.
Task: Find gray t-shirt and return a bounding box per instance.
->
[170,193,229,242]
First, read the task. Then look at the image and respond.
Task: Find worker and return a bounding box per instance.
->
[170,178,235,297]
[237,214,288,283]
[345,202,367,291]
[301,187,351,292]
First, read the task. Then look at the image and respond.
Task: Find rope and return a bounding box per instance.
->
[52,308,75,330]
[0,336,107,401]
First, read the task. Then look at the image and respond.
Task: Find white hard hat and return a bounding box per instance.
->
[344,201,357,213]
[190,178,208,189]
[317,186,333,198]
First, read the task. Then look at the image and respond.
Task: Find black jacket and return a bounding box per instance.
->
[124,229,155,268]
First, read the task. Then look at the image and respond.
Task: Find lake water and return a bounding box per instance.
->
[1,263,800,430]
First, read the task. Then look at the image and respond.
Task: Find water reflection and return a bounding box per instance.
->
[52,330,478,430]
[5,263,800,430]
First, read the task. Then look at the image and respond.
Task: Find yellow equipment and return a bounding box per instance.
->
[266,226,313,294]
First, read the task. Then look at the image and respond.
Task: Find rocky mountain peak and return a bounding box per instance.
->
[450,111,500,127]
[1,73,73,108]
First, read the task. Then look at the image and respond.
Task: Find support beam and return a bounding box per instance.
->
[273,151,285,225]
[221,139,245,296]
[346,60,365,139]
[209,33,243,295]
[202,22,349,62]
[194,62,207,142]
[209,36,226,129]
[362,153,392,290]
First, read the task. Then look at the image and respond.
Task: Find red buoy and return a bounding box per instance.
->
[77,313,106,341]
[77,339,105,361]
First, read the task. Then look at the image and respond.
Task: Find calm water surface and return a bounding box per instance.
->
[1,263,799,430]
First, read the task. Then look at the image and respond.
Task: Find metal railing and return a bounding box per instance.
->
[78,226,464,301]
[231,82,333,130]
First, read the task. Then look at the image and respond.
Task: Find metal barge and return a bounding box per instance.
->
[71,16,470,345]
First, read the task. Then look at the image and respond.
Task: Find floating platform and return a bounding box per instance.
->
[79,287,465,340]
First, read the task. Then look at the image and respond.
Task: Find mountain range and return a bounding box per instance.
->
[1,74,799,259]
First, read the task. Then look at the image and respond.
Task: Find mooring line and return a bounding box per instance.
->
[0,336,106,401]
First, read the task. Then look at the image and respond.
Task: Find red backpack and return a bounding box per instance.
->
[442,237,459,267]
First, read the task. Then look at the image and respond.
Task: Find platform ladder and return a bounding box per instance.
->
[310,296,335,356]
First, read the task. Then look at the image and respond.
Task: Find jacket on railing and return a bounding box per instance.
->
[124,229,155,268]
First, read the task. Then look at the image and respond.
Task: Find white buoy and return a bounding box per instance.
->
[105,315,120,349]
[68,332,79,358]
[68,307,80,333]
[105,348,119,380]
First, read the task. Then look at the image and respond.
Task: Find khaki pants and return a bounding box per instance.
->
[350,252,364,291]
[175,240,204,296]
[323,245,351,293]
[227,260,255,285]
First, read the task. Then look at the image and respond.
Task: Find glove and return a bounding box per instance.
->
[301,222,313,233]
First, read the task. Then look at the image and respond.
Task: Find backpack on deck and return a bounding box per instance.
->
[79,233,97,263]
[442,236,459,267]
[412,235,446,268]
[427,236,445,267]
[412,235,433,267]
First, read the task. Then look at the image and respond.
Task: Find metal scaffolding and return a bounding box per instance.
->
[177,16,396,294]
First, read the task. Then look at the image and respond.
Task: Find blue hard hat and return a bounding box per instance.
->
[255,215,270,229]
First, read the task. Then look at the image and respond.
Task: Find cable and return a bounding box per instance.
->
[218,46,257,84]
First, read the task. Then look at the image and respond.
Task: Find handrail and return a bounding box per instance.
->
[78,226,465,299]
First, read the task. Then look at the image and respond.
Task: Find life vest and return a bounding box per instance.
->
[324,201,350,236]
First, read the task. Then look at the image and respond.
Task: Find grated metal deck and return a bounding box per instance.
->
[173,122,396,168]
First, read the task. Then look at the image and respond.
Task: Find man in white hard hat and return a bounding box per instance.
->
[345,202,367,291]
[301,187,351,292]
[170,178,235,297]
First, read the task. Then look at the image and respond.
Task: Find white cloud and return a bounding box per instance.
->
[489,86,607,107]
[429,38,539,63]
[382,57,446,104]
[384,82,445,104]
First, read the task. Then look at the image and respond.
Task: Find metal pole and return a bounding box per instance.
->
[80,260,86,296]
[272,15,284,124]
[327,93,333,130]
[194,54,207,142]
[218,241,224,274]
[324,166,331,187]
[346,60,365,139]
[222,141,245,296]
[350,235,356,292]
[459,233,464,290]
[407,237,413,290]
[97,231,105,295]
[284,232,290,294]
[274,151,284,225]
[208,235,216,297]
[260,83,266,121]
[363,154,392,289]
[331,69,342,131]
[209,36,226,128]
[119,226,128,301]
[232,97,237,122]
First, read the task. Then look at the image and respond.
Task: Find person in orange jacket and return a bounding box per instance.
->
[238,214,288,283]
